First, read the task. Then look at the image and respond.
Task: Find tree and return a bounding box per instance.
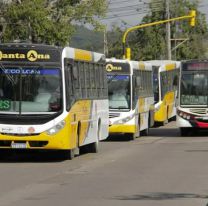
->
[0,0,107,46]
[107,26,123,58]
[108,0,208,60]
[132,0,208,60]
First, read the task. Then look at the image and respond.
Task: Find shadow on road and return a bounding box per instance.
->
[0,150,68,163]
[150,127,208,138]
[114,192,208,201]
[149,128,180,137]
[105,134,132,142]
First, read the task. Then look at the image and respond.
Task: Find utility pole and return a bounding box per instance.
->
[104,29,108,57]
[166,0,171,60]
[122,10,196,60]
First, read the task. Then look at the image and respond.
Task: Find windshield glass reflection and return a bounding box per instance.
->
[0,66,62,113]
[107,75,130,110]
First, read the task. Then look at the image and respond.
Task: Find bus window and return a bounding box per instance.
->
[108,75,130,109]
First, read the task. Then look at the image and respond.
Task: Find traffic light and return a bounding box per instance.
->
[189,10,196,27]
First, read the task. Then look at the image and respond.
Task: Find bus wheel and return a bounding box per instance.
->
[86,119,100,153]
[61,149,75,160]
[142,128,149,136]
[180,128,189,136]
[126,133,136,141]
[87,140,99,153]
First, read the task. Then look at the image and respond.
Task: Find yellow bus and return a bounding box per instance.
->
[106,58,154,140]
[147,60,180,125]
[0,43,109,159]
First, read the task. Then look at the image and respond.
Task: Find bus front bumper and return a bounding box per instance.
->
[109,124,136,134]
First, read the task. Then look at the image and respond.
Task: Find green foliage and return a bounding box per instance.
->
[0,0,107,46]
[70,26,104,53]
[133,0,208,60]
[107,26,123,58]
[108,0,208,60]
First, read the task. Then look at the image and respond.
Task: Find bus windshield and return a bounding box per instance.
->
[0,65,62,114]
[180,71,208,106]
[107,74,130,110]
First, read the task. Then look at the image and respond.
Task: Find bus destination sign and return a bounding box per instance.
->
[0,48,60,63]
[184,62,208,71]
[106,62,130,73]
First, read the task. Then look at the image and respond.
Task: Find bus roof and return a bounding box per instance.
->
[0,43,105,64]
[106,58,152,71]
[146,60,180,66]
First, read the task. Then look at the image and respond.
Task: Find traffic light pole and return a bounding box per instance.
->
[122,10,196,60]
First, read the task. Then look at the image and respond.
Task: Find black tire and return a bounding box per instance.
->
[180,127,189,136]
[126,133,136,141]
[87,141,98,153]
[61,149,75,160]
[141,128,149,136]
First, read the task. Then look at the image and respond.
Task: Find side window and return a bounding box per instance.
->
[103,64,108,98]
[64,58,74,110]
[74,61,82,99]
[161,71,168,99]
[90,63,96,98]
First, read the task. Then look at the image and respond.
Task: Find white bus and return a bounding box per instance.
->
[147,60,180,125]
[0,43,109,159]
[106,58,154,140]
[177,60,208,136]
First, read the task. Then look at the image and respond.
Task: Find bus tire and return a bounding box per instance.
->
[126,133,136,141]
[61,149,75,160]
[141,114,150,136]
[87,140,99,153]
[180,127,189,136]
[86,119,100,153]
[142,128,149,136]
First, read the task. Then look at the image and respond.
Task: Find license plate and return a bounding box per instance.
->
[11,143,27,149]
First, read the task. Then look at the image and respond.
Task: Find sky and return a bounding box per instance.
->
[102,0,208,30]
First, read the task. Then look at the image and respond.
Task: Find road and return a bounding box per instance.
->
[0,121,208,206]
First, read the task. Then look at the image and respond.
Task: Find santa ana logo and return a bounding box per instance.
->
[0,50,50,62]
[106,64,122,72]
[27,50,50,62]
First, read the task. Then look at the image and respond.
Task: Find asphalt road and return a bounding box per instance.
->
[0,121,208,206]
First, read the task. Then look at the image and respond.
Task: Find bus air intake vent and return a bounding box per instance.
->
[29,141,48,147]
[109,113,120,118]
[190,109,207,115]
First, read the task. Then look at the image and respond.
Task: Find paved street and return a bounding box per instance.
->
[0,121,208,206]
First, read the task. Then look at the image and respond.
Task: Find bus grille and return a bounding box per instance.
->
[109,113,120,118]
[190,109,207,115]
[0,140,48,148]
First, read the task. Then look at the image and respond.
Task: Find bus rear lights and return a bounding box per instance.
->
[46,120,65,135]
[177,110,194,120]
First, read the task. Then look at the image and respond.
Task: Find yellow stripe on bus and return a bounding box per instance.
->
[154,91,175,122]
[109,125,136,133]
[139,97,145,113]
[138,62,145,70]
[165,63,176,71]
[75,49,92,61]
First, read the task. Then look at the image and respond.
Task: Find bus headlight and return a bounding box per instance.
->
[177,109,193,120]
[46,120,65,135]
